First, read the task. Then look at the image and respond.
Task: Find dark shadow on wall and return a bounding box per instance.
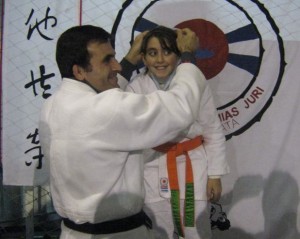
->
[211,171,299,239]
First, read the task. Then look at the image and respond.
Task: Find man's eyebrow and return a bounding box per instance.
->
[103,53,115,62]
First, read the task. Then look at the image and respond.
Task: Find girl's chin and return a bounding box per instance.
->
[152,71,172,81]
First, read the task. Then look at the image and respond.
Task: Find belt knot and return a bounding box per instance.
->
[153,136,202,156]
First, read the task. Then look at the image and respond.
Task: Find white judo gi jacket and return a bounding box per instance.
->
[125,71,230,202]
[39,63,206,227]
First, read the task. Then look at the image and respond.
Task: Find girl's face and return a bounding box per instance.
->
[142,37,179,81]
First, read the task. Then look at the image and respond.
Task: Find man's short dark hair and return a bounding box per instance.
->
[56,25,111,78]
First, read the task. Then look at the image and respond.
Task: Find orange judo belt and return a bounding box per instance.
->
[153,136,202,237]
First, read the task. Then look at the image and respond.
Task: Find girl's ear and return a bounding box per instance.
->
[142,53,147,66]
[72,65,85,81]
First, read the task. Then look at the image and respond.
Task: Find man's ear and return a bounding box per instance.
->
[72,65,85,81]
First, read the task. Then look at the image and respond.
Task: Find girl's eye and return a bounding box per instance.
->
[147,51,157,57]
[164,50,171,55]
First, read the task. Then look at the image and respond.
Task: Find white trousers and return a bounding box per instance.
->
[143,200,212,239]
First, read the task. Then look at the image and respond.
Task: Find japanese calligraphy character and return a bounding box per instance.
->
[25,65,54,99]
[25,7,57,40]
[25,128,44,169]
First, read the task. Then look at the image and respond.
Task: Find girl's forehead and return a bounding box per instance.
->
[147,37,169,46]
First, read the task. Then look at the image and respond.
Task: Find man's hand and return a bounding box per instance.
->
[124,31,148,66]
[176,28,199,53]
[207,178,222,202]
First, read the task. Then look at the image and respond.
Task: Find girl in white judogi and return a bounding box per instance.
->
[126,26,230,239]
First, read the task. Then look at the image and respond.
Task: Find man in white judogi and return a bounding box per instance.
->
[39,25,204,239]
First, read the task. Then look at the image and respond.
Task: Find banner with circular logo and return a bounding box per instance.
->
[113,0,286,140]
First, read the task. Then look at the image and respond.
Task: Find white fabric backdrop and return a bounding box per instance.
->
[1,0,300,238]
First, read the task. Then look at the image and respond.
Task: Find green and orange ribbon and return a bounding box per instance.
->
[153,136,202,237]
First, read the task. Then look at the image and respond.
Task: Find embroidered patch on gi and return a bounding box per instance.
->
[160,177,169,192]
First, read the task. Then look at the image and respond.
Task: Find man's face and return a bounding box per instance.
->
[143,37,179,81]
[81,41,122,92]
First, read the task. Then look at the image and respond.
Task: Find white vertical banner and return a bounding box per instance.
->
[1,0,81,185]
[1,0,126,185]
